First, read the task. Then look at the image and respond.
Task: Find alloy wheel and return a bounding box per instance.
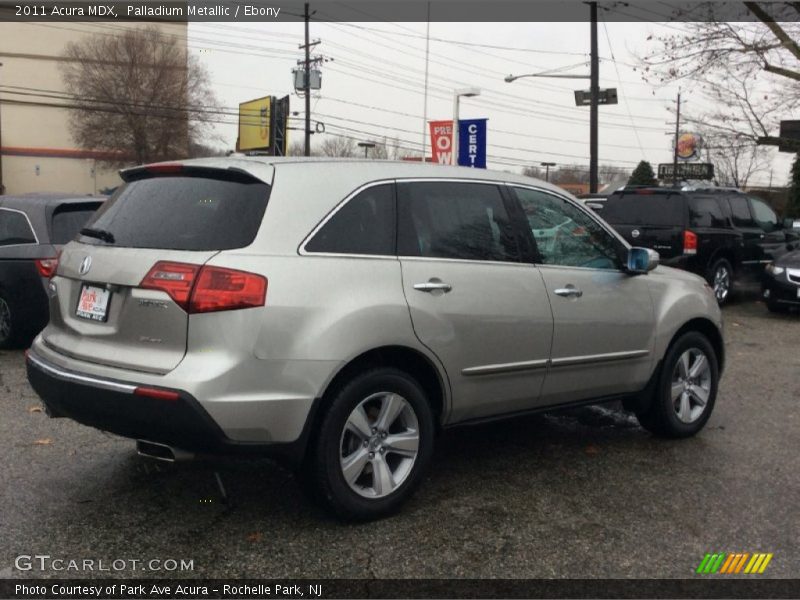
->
[671,348,712,424]
[713,266,730,302]
[339,392,420,499]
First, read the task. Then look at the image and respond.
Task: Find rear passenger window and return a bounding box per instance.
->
[689,197,727,228]
[727,196,756,228]
[0,209,37,246]
[397,182,519,263]
[305,184,394,255]
[50,203,103,244]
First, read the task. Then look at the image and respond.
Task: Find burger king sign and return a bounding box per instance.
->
[676,132,701,161]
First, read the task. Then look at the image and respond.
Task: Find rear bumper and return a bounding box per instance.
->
[25,350,317,465]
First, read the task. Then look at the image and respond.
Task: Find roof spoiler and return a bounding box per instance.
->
[120,163,265,184]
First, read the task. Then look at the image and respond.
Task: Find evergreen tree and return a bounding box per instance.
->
[627,161,657,186]
[788,153,800,218]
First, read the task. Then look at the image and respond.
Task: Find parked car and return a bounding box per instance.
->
[762,249,800,313]
[0,194,104,348]
[26,159,724,520]
[601,187,798,304]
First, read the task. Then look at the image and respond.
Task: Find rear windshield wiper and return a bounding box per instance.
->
[80,227,116,244]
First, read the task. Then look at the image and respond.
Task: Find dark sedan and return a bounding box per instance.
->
[762,249,800,313]
[0,194,104,347]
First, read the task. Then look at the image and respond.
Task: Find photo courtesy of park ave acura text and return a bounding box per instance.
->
[0,1,799,599]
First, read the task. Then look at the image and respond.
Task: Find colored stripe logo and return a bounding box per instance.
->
[696,552,773,574]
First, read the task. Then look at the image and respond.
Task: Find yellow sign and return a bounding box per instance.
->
[677,132,701,160]
[238,96,272,151]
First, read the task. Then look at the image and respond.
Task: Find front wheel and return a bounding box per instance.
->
[0,293,16,349]
[636,331,719,438]
[308,368,435,521]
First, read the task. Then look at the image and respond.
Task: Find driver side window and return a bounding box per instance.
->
[513,187,623,269]
[749,197,778,233]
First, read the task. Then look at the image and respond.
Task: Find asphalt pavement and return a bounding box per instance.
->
[1,298,798,579]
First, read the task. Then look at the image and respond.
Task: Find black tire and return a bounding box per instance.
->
[636,331,719,438]
[306,368,435,521]
[766,300,789,314]
[707,258,733,305]
[0,292,17,349]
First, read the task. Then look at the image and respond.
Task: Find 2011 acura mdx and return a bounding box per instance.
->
[26,158,725,520]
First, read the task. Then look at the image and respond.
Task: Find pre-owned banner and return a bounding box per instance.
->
[429,120,454,165]
[458,118,487,168]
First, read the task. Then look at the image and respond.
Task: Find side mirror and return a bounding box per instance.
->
[627,247,659,274]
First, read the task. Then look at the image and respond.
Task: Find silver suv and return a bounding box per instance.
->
[26,158,724,520]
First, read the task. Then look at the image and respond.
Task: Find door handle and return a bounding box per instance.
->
[414,281,452,293]
[553,286,583,298]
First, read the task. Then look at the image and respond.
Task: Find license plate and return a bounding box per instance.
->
[76,285,111,322]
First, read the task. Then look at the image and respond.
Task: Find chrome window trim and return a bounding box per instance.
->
[300,177,523,265]
[0,207,40,246]
[299,179,396,257]
[27,352,136,394]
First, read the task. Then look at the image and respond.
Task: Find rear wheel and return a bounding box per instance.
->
[307,368,434,521]
[708,258,733,305]
[0,293,17,349]
[636,331,719,438]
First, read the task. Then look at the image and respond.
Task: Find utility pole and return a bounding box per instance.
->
[541,161,556,182]
[0,62,4,195]
[672,89,681,187]
[303,2,311,157]
[589,1,599,194]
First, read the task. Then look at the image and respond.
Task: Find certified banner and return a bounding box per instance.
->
[429,120,454,165]
[458,118,487,168]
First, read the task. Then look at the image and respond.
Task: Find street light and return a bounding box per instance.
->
[540,162,556,182]
[452,87,481,166]
[357,141,376,159]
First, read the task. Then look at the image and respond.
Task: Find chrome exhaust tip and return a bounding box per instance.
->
[136,440,194,463]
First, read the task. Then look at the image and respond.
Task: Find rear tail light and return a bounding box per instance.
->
[140,261,267,314]
[683,230,698,255]
[35,256,59,278]
[140,261,199,311]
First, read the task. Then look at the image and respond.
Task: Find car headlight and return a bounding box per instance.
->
[765,263,785,276]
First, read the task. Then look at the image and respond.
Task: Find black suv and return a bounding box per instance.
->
[0,194,104,347]
[602,187,798,304]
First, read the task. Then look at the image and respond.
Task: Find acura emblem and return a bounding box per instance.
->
[79,256,92,276]
[631,229,640,238]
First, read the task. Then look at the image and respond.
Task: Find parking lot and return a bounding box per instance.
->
[1,297,798,580]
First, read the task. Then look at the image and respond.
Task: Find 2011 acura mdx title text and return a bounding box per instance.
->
[25,158,724,520]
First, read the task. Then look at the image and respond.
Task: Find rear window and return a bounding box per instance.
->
[82,175,270,251]
[602,193,685,227]
[0,209,37,246]
[50,202,103,244]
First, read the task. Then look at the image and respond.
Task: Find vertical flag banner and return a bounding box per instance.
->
[429,120,454,165]
[458,118,487,168]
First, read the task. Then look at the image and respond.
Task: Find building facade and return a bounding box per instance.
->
[0,21,187,195]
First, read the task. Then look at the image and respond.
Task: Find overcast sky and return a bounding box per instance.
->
[190,19,791,186]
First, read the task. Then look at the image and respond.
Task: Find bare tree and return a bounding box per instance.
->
[639,3,800,142]
[319,135,357,157]
[61,26,219,166]
[696,130,767,188]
